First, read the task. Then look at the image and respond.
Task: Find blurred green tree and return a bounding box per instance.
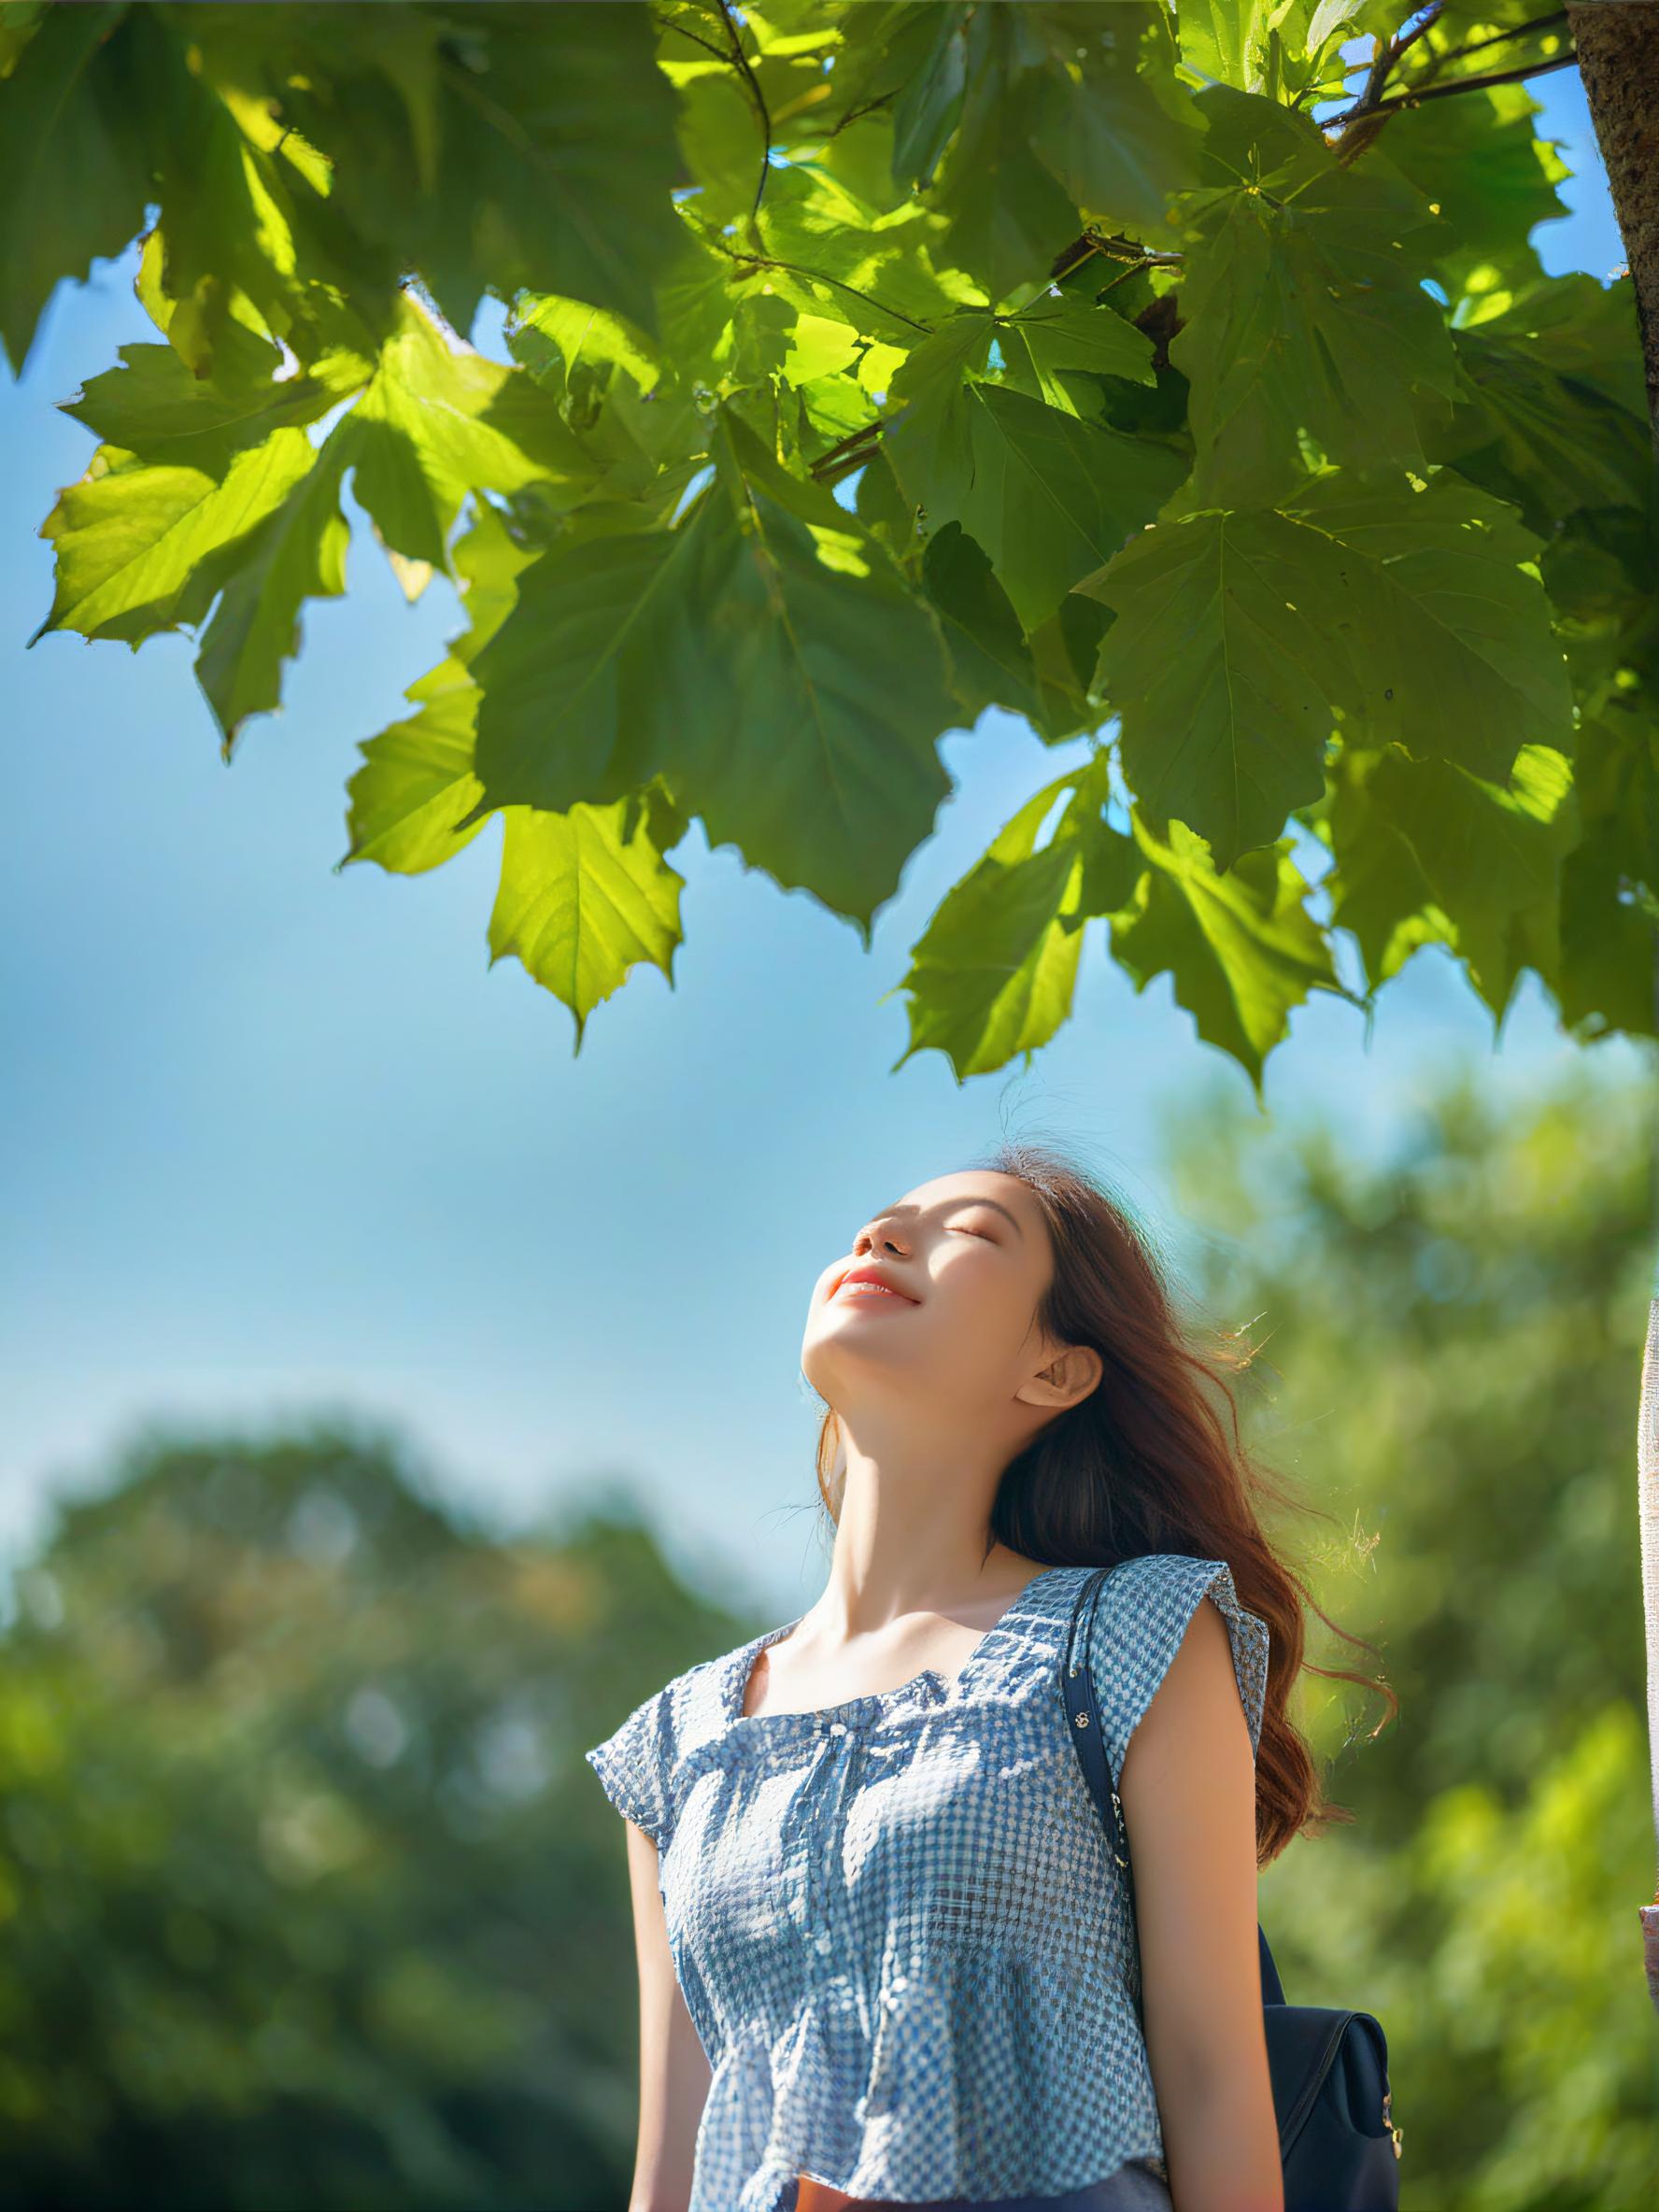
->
[1163,1053,1659,2208]
[0,1422,759,2210]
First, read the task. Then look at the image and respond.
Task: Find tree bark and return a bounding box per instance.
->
[1565,1,1659,452]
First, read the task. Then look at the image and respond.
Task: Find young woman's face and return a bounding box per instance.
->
[801,1170,1059,1421]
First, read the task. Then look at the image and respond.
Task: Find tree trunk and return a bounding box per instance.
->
[1565,1,1659,453]
[1564,3,1659,2013]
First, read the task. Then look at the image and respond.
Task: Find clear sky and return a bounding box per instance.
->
[0,66,1643,1619]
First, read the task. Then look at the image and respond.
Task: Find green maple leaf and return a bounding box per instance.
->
[929,55,1078,307]
[955,383,1186,630]
[1109,811,1356,1102]
[886,763,1112,1081]
[193,441,353,748]
[123,8,389,380]
[343,503,538,874]
[345,500,686,1042]
[1285,467,1574,773]
[35,429,320,650]
[0,4,149,374]
[1034,7,1205,235]
[463,410,961,940]
[882,310,994,519]
[997,299,1159,417]
[1084,468,1573,872]
[487,785,688,1048]
[1173,88,1465,507]
[1326,740,1580,1022]
[342,686,490,877]
[350,292,598,569]
[1556,705,1659,1040]
[1378,79,1571,278]
[39,289,606,744]
[362,1,684,338]
[1436,275,1652,536]
[922,523,1043,729]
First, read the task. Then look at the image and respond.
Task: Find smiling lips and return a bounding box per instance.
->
[833,1269,919,1305]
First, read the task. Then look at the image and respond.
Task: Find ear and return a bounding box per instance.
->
[1023,1339,1102,1411]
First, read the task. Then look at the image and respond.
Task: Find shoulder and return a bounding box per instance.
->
[1102,1550,1242,1605]
[1083,1553,1270,1766]
[621,1635,744,1751]
[1094,1552,1261,1643]
[593,1616,775,1765]
[584,1626,767,1847]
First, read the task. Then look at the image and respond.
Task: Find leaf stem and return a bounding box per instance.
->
[720,244,934,334]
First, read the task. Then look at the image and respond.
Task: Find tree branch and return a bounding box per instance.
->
[1346,0,1445,123]
[1046,228,1183,289]
[1328,4,1571,138]
[814,421,886,473]
[1354,43,1579,120]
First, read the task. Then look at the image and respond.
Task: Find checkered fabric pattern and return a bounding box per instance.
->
[586,1554,1270,2212]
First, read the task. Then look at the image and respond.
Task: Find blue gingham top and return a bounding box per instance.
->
[586,1554,1270,2212]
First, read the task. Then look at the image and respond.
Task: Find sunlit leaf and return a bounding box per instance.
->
[887,763,1108,1079]
[488,784,688,1045]
[1109,811,1354,1100]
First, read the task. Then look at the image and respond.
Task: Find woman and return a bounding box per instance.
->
[587,1144,1395,2212]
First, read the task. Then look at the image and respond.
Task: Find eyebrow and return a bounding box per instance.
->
[876,1197,1026,1241]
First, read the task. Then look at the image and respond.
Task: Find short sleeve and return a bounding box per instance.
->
[1085,1553,1270,1781]
[585,1680,680,1851]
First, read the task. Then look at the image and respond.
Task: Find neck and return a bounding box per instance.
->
[817,1425,1029,1635]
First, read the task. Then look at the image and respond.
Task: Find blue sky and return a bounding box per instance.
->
[0,66,1642,1618]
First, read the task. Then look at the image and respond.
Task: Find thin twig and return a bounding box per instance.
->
[715,0,773,222]
[828,90,895,141]
[813,448,880,489]
[1045,229,1182,293]
[1353,0,1444,119]
[811,439,883,488]
[815,419,886,470]
[1328,3,1569,128]
[1433,5,1567,69]
[657,14,730,65]
[1355,43,1578,118]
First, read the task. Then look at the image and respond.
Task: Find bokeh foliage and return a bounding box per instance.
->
[1173,1056,1659,2208]
[0,1425,759,2209]
[2,1,1653,1087]
[2,1056,1656,2207]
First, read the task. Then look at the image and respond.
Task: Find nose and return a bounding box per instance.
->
[854,1215,908,1259]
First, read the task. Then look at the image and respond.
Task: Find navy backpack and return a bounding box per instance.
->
[1062,1564,1402,2211]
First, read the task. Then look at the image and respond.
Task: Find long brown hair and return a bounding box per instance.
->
[811,1139,1398,1867]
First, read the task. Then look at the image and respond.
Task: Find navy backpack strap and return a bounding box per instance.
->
[1061,1564,1285,2007]
[1062,1563,1400,2206]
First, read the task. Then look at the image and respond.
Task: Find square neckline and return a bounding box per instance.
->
[724,1562,1083,1726]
